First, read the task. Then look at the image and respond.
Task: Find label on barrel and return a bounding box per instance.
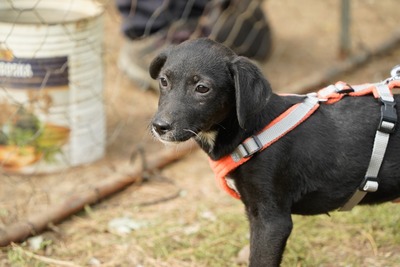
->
[0,51,71,173]
[0,54,69,87]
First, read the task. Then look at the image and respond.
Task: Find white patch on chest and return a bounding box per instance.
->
[195,131,217,152]
[225,176,240,196]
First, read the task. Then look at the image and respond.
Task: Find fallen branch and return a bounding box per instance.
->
[286,30,400,94]
[0,142,198,247]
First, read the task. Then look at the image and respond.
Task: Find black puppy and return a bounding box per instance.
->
[149,38,400,266]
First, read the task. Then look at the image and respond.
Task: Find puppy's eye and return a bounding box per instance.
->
[159,77,168,87]
[195,85,210,94]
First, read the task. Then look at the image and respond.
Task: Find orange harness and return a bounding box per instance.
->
[209,79,400,200]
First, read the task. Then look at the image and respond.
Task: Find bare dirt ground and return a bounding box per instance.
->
[1,0,400,266]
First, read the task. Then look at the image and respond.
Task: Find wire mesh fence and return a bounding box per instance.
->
[0,0,105,228]
[0,0,400,263]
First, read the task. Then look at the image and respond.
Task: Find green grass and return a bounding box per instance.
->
[6,246,47,267]
[285,203,400,266]
[131,202,400,266]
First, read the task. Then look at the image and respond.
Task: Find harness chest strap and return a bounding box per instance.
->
[209,95,321,199]
[209,80,399,207]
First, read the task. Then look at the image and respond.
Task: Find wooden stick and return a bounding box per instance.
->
[10,243,83,267]
[285,30,400,94]
[0,142,198,247]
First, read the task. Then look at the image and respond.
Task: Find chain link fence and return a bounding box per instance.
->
[0,0,106,230]
[0,0,400,262]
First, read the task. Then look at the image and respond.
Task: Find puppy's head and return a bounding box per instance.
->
[150,38,271,148]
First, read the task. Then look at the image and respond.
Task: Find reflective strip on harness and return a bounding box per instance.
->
[231,95,320,162]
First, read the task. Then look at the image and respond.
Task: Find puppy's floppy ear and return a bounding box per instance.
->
[149,51,168,79]
[230,56,272,129]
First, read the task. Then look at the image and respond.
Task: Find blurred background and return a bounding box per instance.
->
[1,0,400,266]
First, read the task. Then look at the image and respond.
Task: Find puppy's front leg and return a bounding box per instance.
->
[247,204,293,267]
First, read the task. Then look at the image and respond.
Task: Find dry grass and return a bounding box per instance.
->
[2,188,400,267]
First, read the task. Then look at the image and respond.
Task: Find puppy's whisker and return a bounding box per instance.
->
[216,123,226,130]
[183,128,200,138]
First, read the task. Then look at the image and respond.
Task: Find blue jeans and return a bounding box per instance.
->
[116,0,210,39]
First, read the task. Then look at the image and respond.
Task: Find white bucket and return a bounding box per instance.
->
[0,0,105,173]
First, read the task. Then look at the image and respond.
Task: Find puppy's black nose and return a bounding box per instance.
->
[152,119,172,135]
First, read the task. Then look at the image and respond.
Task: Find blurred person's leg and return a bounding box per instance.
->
[117,0,208,89]
[116,0,208,39]
[116,0,272,90]
[212,0,272,61]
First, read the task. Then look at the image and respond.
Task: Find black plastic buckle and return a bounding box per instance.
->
[243,135,263,158]
[336,84,355,94]
[359,176,379,192]
[379,99,397,134]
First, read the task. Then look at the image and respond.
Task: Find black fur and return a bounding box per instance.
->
[149,38,400,266]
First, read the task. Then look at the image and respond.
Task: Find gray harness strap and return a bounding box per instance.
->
[230,95,319,162]
[340,83,397,211]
